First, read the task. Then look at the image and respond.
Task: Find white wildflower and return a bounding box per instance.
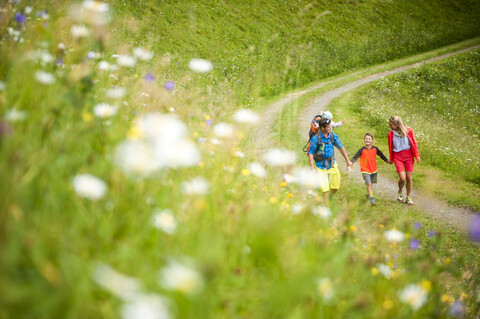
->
[283,173,297,184]
[158,260,203,294]
[317,277,334,301]
[121,293,170,319]
[152,209,178,235]
[117,55,136,67]
[152,139,201,169]
[35,71,56,85]
[136,113,187,142]
[182,177,209,195]
[72,174,107,200]
[385,229,405,243]
[312,206,331,219]
[233,109,260,124]
[292,203,304,215]
[93,263,140,300]
[234,151,244,158]
[188,59,213,73]
[71,1,110,26]
[213,123,234,138]
[377,263,393,279]
[133,47,154,61]
[293,167,324,189]
[114,140,159,176]
[5,108,28,122]
[399,284,428,310]
[98,60,110,71]
[263,148,296,167]
[71,25,90,39]
[106,86,126,99]
[93,103,117,118]
[248,162,267,178]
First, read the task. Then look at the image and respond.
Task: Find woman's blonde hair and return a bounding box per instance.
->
[389,116,408,137]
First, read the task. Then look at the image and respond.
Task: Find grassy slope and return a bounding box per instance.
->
[1,0,480,318]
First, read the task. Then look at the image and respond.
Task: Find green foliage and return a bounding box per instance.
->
[1,0,480,318]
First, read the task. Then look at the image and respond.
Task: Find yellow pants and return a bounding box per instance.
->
[316,162,341,193]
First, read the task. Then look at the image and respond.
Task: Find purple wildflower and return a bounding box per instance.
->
[449,300,466,317]
[409,239,421,250]
[468,214,480,242]
[163,81,175,91]
[37,10,48,18]
[205,119,212,126]
[144,72,155,82]
[15,12,26,24]
[413,222,422,229]
[56,58,63,66]
[428,229,436,237]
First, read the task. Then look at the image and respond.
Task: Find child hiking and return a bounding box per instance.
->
[349,133,392,206]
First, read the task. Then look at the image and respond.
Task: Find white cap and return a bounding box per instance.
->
[321,111,333,120]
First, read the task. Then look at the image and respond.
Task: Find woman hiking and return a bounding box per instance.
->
[388,116,421,205]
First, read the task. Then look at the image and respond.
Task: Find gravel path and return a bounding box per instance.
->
[251,44,480,233]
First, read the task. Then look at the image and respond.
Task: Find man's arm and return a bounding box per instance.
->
[339,147,352,167]
[308,154,316,171]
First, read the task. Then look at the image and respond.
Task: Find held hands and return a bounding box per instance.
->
[387,160,393,164]
[416,157,421,163]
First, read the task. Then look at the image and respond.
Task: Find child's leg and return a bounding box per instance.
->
[366,183,373,199]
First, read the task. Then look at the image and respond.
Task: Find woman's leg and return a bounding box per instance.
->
[406,171,413,196]
[398,171,406,193]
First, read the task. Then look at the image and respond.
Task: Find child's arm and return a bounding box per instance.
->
[375,147,392,164]
[332,120,344,128]
[350,147,364,165]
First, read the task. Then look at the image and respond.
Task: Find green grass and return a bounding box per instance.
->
[1,0,480,318]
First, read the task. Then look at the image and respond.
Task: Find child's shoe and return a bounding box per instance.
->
[397,192,404,202]
[405,196,414,205]
[370,197,376,206]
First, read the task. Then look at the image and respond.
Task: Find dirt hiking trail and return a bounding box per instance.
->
[251,43,480,234]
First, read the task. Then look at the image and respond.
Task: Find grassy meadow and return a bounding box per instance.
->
[1,0,480,318]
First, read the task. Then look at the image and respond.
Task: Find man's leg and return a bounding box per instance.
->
[366,183,373,198]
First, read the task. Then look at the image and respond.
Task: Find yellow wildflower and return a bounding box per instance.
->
[383,300,393,310]
[420,279,431,292]
[242,169,250,176]
[269,197,278,204]
[82,111,93,122]
[371,268,379,276]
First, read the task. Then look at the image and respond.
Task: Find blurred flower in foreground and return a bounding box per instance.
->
[385,229,405,243]
[317,277,334,302]
[263,148,296,167]
[377,263,393,279]
[449,300,466,317]
[248,162,267,178]
[72,174,107,200]
[409,239,421,250]
[182,177,209,195]
[133,47,154,61]
[71,25,90,39]
[93,103,117,118]
[115,140,159,176]
[188,59,213,73]
[5,108,28,122]
[233,109,260,124]
[213,123,234,138]
[145,73,155,82]
[428,229,436,237]
[35,71,56,85]
[152,209,178,235]
[291,204,304,215]
[71,0,111,26]
[117,55,136,67]
[158,259,204,294]
[107,87,126,99]
[413,222,422,229]
[293,167,324,189]
[15,12,26,24]
[163,81,175,91]
[399,283,428,310]
[468,214,480,242]
[312,206,331,220]
[93,263,140,300]
[122,293,170,319]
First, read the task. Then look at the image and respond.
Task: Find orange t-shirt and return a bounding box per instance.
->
[351,146,388,174]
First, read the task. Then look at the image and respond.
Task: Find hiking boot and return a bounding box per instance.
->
[370,197,376,206]
[397,192,404,202]
[405,196,414,205]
